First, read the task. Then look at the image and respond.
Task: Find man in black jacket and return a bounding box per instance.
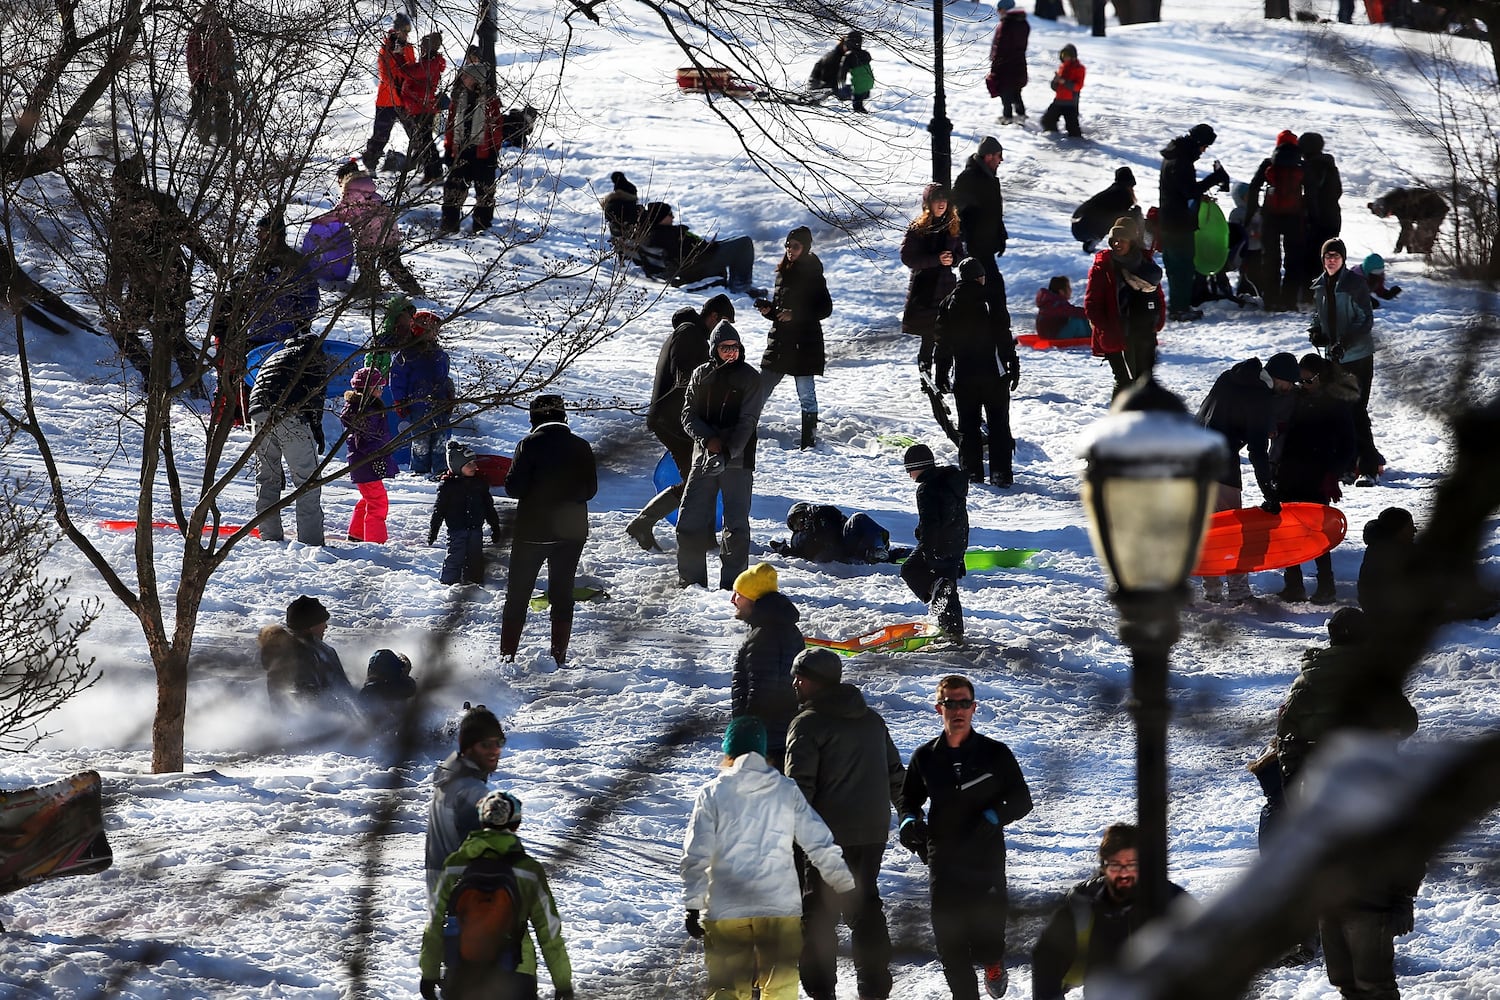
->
[247,333,328,544]
[728,561,803,771]
[935,258,1020,487]
[786,647,905,1000]
[950,136,1009,322]
[1071,166,1139,254]
[1157,123,1230,322]
[627,294,735,551]
[1031,823,1189,999]
[899,674,1033,1000]
[500,394,598,665]
[678,321,765,590]
[900,443,970,641]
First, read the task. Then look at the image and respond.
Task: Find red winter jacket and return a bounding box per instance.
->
[1033,287,1087,339]
[1085,249,1165,357]
[1051,59,1085,102]
[396,54,446,116]
[445,88,505,161]
[376,33,414,109]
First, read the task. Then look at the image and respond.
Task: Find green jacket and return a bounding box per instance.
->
[419,828,573,991]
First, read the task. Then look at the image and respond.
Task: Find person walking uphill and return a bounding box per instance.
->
[757,226,833,450]
[681,717,856,1000]
[986,0,1030,124]
[1308,237,1383,486]
[429,441,503,586]
[785,647,906,1000]
[950,137,1010,322]
[899,444,970,642]
[500,394,598,667]
[247,333,328,545]
[425,705,506,905]
[1085,217,1165,397]
[899,674,1033,1000]
[1040,44,1085,138]
[420,790,574,1000]
[1157,123,1230,322]
[902,184,965,376]
[729,562,804,773]
[678,321,766,591]
[934,257,1019,488]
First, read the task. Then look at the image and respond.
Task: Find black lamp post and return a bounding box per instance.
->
[929,0,953,188]
[1078,376,1227,920]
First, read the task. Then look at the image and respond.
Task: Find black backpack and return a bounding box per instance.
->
[442,852,525,973]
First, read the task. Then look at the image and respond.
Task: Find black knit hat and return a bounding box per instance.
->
[702,292,735,322]
[1114,166,1137,187]
[977,135,1003,157]
[1327,607,1368,646]
[529,393,566,427]
[1321,237,1347,261]
[903,443,936,471]
[1188,123,1217,147]
[792,647,843,685]
[459,705,507,752]
[286,595,329,631]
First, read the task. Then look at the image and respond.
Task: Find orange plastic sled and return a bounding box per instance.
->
[805,621,940,657]
[1194,503,1346,577]
[1017,333,1091,350]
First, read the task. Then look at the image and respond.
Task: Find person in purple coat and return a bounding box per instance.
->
[341,367,397,543]
[986,0,1030,124]
[389,310,455,475]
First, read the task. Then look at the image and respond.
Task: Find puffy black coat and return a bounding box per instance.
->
[732,590,804,757]
[951,153,1008,256]
[1157,135,1219,233]
[648,308,709,444]
[1299,133,1342,234]
[762,253,832,376]
[934,277,1016,387]
[428,472,501,541]
[1072,178,1138,245]
[247,335,327,427]
[899,729,1032,869]
[1274,379,1358,503]
[505,422,597,543]
[913,463,970,574]
[785,683,905,846]
[900,219,963,341]
[1195,358,1291,497]
[1031,876,1189,1000]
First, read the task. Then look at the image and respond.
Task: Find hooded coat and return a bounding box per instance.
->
[257,625,355,714]
[784,683,905,846]
[1084,248,1165,357]
[1195,358,1291,496]
[913,463,970,575]
[424,750,493,898]
[987,10,1030,94]
[732,590,805,758]
[648,307,709,447]
[1273,375,1359,504]
[762,252,833,376]
[340,390,395,484]
[951,153,1008,256]
[934,277,1017,388]
[681,751,856,920]
[1298,132,1343,235]
[1157,134,1219,234]
[1071,169,1138,246]
[682,332,763,471]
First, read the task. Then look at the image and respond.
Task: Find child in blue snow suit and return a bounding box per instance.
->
[390,309,456,475]
[428,441,502,585]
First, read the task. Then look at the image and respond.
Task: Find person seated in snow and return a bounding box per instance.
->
[258,595,358,715]
[1033,275,1089,340]
[1352,253,1401,308]
[599,170,647,254]
[357,648,416,724]
[769,502,897,564]
[420,790,574,1000]
[1358,506,1500,623]
[1070,167,1138,254]
[641,201,763,295]
[425,705,506,904]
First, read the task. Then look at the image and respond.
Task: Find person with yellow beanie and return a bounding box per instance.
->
[729,562,803,771]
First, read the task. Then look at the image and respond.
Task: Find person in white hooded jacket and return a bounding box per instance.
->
[681,716,856,1000]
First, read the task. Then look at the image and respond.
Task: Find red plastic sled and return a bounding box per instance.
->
[100,519,259,538]
[1194,503,1347,577]
[476,454,512,488]
[0,771,113,896]
[676,66,757,98]
[1017,333,1091,350]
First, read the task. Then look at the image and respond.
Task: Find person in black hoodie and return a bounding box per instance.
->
[899,444,970,640]
[627,294,736,550]
[1071,166,1139,254]
[428,441,502,586]
[728,562,803,772]
[1157,123,1230,322]
[935,257,1020,487]
[501,394,598,665]
[1246,129,1309,312]
[786,647,905,1000]
[1299,132,1342,299]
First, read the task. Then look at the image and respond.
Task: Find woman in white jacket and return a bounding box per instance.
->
[682,716,856,1000]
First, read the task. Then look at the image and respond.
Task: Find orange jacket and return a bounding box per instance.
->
[1051,59,1085,102]
[376,32,414,108]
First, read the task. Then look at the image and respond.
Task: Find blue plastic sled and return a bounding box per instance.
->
[652,451,722,529]
[301,215,354,282]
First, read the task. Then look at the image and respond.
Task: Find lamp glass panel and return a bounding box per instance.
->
[1087,478,1210,591]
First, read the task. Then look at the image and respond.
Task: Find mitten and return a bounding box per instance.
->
[1006,357,1021,392]
[1389,284,1403,297]
[684,909,705,939]
[1392,896,1415,936]
[428,531,438,545]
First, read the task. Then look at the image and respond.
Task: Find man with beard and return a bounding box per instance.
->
[1030,823,1189,999]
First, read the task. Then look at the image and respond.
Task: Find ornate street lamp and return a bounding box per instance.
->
[930,0,953,188]
[1078,376,1228,920]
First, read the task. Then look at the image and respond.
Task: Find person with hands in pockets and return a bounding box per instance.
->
[899,674,1033,1000]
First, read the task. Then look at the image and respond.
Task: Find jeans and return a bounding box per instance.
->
[251,414,324,545]
[760,370,818,413]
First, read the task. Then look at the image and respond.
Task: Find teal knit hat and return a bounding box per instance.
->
[1362,253,1385,274]
[722,717,768,759]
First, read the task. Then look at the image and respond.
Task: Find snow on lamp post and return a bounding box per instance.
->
[1078,376,1228,920]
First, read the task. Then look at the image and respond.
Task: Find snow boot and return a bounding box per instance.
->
[933,578,964,642]
[1311,571,1337,605]
[473,204,494,232]
[439,204,462,235]
[1202,576,1225,603]
[800,411,817,450]
[1227,573,1254,603]
[626,485,681,551]
[1278,565,1308,602]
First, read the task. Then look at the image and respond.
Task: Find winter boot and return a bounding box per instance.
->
[1311,571,1337,605]
[1227,573,1254,603]
[932,578,964,642]
[1202,576,1225,603]
[800,411,818,450]
[473,204,494,232]
[626,485,682,551]
[439,204,462,235]
[1278,565,1308,602]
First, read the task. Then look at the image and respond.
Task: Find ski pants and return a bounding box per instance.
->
[1320,907,1400,999]
[440,527,485,585]
[703,915,802,1000]
[500,538,585,658]
[250,413,324,545]
[443,154,499,231]
[953,375,1012,481]
[348,480,389,543]
[1161,230,1197,312]
[800,843,893,1000]
[931,862,1008,1000]
[679,235,756,292]
[1040,98,1081,136]
[677,462,753,590]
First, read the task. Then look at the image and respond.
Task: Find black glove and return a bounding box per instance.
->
[420,978,439,1000]
[1260,497,1282,515]
[1329,344,1345,363]
[1388,284,1402,297]
[684,909,705,939]
[1392,896,1415,936]
[1006,358,1020,392]
[491,529,501,545]
[310,420,326,454]
[1308,323,1330,348]
[898,816,930,862]
[993,239,1006,260]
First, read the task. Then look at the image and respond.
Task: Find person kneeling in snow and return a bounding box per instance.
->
[420,789,574,1000]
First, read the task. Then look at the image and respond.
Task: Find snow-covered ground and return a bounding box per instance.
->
[2,0,1498,997]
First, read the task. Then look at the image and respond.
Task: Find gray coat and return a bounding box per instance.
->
[785,683,905,846]
[423,750,492,901]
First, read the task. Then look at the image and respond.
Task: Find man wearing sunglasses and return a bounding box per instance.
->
[1031,823,1188,999]
[898,675,1033,999]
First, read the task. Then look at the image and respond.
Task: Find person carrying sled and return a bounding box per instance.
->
[428,441,503,586]
[1040,44,1085,138]
[1246,129,1308,312]
[1034,275,1090,340]
[1031,823,1189,1000]
[1307,237,1382,485]
[500,394,598,666]
[986,0,1030,124]
[340,366,397,543]
[425,705,506,904]
[677,321,766,590]
[389,309,455,476]
[442,54,507,234]
[1071,167,1139,254]
[898,444,969,641]
[729,562,804,773]
[362,13,416,173]
[757,226,833,450]
[1085,216,1165,397]
[770,502,894,564]
[1157,123,1230,322]
[681,716,856,1000]
[934,257,1019,488]
[898,674,1033,1000]
[420,790,575,1000]
[258,595,357,716]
